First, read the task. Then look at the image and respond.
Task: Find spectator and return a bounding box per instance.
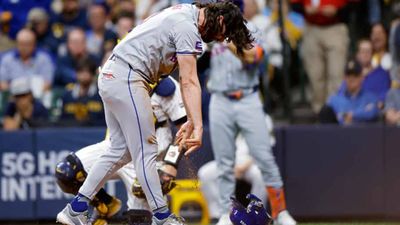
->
[357,39,390,104]
[0,0,51,39]
[54,28,99,87]
[60,58,105,126]
[384,78,400,126]
[0,11,15,52]
[251,0,304,111]
[384,86,400,126]
[291,0,350,113]
[370,23,391,70]
[338,39,391,105]
[86,3,117,58]
[136,0,176,22]
[253,0,303,68]
[320,59,379,125]
[110,0,136,25]
[115,11,135,40]
[3,77,49,131]
[389,2,400,82]
[51,0,89,33]
[26,7,61,57]
[0,28,54,96]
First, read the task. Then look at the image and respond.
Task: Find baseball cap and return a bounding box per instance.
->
[10,77,32,96]
[344,59,362,77]
[27,8,48,23]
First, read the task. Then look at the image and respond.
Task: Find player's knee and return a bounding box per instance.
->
[55,152,87,194]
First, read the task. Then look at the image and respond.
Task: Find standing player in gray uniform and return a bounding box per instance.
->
[55,77,187,225]
[207,1,296,225]
[56,2,254,225]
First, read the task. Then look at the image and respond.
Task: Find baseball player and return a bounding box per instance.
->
[56,2,254,225]
[206,1,296,225]
[198,115,275,221]
[55,77,185,225]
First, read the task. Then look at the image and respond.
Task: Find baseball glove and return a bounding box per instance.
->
[132,169,177,199]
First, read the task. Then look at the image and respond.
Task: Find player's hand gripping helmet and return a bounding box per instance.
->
[230,194,272,225]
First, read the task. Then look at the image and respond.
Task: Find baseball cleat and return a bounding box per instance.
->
[152,213,186,225]
[92,218,108,225]
[274,210,296,225]
[106,197,122,218]
[89,208,108,225]
[56,203,89,225]
[215,213,232,225]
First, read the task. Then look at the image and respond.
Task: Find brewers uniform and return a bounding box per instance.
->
[78,3,202,213]
[208,21,295,225]
[76,77,185,210]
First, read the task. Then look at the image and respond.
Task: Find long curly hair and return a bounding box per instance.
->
[197,1,254,55]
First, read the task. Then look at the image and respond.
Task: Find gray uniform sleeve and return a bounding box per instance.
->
[172,21,203,55]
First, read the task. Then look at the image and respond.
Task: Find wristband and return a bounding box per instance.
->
[163,145,184,168]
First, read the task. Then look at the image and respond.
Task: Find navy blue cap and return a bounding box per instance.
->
[344,59,362,77]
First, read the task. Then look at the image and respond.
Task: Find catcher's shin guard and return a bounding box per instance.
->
[124,209,153,225]
[266,187,287,219]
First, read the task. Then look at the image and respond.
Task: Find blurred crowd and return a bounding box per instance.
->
[1,0,400,131]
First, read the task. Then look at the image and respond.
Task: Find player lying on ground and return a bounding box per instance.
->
[55,77,186,225]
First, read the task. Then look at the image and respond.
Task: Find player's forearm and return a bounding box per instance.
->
[226,42,263,65]
[177,55,203,130]
[180,74,203,129]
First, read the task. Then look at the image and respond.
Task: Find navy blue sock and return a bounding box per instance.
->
[70,193,89,212]
[154,211,171,220]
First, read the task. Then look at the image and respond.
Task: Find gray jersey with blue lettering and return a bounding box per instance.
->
[113,4,203,84]
[207,22,264,93]
[207,21,285,216]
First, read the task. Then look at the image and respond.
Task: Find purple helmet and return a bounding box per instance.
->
[230,194,272,225]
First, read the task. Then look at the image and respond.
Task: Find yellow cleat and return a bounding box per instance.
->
[93,218,108,225]
[106,197,122,218]
[96,202,109,216]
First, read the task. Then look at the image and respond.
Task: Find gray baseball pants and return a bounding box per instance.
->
[209,92,283,214]
[79,55,166,211]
